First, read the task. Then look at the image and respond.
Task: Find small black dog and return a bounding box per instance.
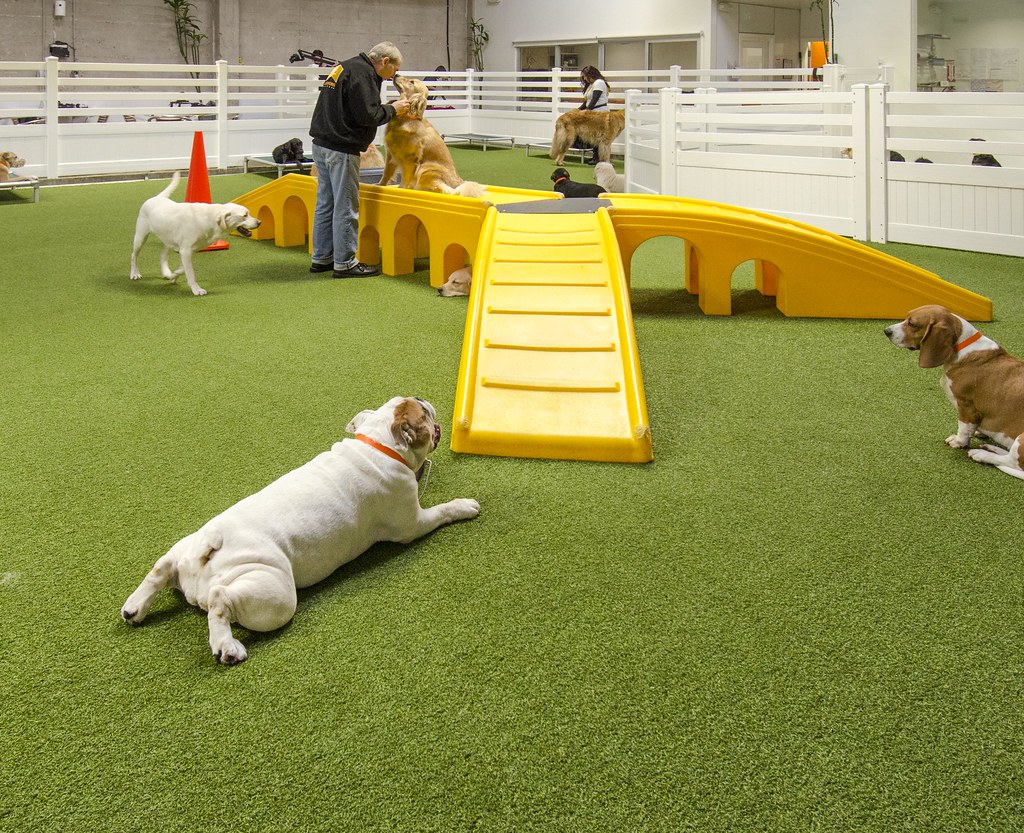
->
[969,138,1001,167]
[272,137,308,170]
[551,167,606,198]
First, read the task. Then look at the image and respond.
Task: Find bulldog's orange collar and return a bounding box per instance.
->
[957,331,983,351]
[355,434,414,470]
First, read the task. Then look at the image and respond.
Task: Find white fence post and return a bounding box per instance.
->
[216,60,229,169]
[44,56,60,178]
[551,67,563,134]
[670,65,681,90]
[659,87,679,197]
[821,63,844,91]
[866,83,888,243]
[850,84,868,241]
[465,68,476,134]
[694,86,712,153]
[625,88,640,193]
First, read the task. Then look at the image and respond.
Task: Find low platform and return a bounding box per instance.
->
[242,155,314,177]
[0,173,40,202]
[523,141,589,164]
[441,133,515,151]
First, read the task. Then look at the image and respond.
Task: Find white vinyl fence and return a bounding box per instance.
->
[625,84,1024,256]
[0,59,862,180]
[3,58,1021,256]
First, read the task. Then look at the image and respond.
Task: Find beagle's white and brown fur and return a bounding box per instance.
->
[885,304,1024,479]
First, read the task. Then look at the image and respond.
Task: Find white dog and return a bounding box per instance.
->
[593,162,624,193]
[129,171,260,296]
[438,266,472,297]
[121,397,480,664]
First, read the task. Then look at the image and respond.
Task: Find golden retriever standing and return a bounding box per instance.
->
[379,77,485,198]
[549,109,625,166]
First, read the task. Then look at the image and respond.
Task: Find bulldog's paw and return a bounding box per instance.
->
[945,435,970,448]
[121,594,149,625]
[212,636,247,665]
[451,498,481,520]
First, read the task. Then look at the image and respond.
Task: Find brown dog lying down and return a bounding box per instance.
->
[549,109,625,166]
[0,150,26,182]
[379,76,485,198]
[438,266,472,297]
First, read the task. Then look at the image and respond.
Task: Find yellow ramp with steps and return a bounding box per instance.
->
[452,201,652,464]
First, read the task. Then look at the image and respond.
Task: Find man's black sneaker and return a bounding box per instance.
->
[309,262,333,273]
[332,262,381,278]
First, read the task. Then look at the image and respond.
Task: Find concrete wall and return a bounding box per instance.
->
[1,0,470,71]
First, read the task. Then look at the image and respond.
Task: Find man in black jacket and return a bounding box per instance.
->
[309,42,409,278]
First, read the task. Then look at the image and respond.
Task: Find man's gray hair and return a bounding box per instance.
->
[368,42,403,65]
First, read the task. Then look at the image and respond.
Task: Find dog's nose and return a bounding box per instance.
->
[884,326,894,336]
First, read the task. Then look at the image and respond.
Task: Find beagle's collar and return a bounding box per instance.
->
[957,331,983,351]
[355,434,415,470]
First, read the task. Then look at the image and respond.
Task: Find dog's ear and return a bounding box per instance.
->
[407,89,427,119]
[918,318,958,368]
[217,212,231,231]
[346,409,375,434]
[391,399,432,449]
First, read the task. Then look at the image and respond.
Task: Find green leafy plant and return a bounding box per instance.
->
[163,0,208,66]
[470,18,489,71]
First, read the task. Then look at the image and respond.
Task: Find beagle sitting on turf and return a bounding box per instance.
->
[885,304,1024,479]
[121,397,481,664]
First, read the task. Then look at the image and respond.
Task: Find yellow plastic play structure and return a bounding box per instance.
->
[232,177,993,464]
[452,202,652,463]
[606,194,993,320]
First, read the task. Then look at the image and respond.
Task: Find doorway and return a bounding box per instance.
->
[739,33,773,69]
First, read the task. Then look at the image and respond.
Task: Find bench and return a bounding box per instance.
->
[441,133,516,151]
[523,141,589,164]
[0,173,40,202]
[243,155,314,177]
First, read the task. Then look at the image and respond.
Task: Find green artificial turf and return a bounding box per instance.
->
[2,148,1023,832]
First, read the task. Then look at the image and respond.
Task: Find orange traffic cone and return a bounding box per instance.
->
[185,130,229,251]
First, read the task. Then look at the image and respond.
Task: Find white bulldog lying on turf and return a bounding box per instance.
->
[121,397,480,665]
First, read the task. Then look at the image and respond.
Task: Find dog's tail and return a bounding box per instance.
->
[158,171,182,199]
[997,465,1024,481]
[454,180,487,199]
[194,527,223,566]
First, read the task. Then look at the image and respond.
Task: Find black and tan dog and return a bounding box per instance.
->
[550,167,606,198]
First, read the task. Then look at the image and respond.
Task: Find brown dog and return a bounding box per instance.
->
[549,109,625,166]
[885,304,1024,479]
[0,150,26,182]
[379,77,484,198]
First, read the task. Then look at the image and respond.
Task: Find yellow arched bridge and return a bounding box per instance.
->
[234,176,992,465]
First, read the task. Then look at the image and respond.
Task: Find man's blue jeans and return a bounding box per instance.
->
[311,144,360,270]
